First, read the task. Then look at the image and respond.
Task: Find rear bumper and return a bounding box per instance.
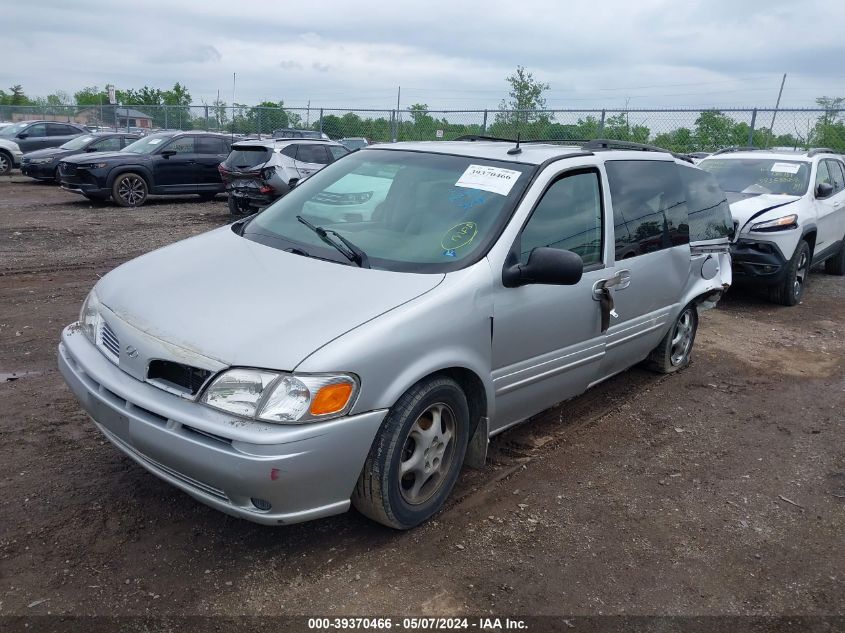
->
[58,325,387,525]
[226,184,286,208]
[730,239,790,285]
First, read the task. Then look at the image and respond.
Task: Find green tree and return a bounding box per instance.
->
[495,66,551,130]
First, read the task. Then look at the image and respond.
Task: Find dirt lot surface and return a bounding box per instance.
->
[1,174,844,621]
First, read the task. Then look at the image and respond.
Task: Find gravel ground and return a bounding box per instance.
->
[1,174,843,623]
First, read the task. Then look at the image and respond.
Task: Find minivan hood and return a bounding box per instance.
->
[95,226,444,370]
[726,192,801,229]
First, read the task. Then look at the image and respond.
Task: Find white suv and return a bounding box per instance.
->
[699,148,845,305]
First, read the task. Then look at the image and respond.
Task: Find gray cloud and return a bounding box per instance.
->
[0,0,843,109]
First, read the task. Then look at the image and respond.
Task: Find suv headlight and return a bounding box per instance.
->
[31,157,54,164]
[750,214,798,232]
[200,368,359,424]
[79,289,101,344]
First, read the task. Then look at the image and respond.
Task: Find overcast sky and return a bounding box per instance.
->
[2,0,844,111]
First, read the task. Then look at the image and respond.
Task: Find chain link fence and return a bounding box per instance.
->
[2,103,843,152]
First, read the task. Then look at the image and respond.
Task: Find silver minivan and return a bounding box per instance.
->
[58,139,733,529]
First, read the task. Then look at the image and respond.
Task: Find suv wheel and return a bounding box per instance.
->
[227,195,250,218]
[824,239,845,276]
[112,173,148,207]
[769,240,810,306]
[352,376,470,529]
[0,151,11,176]
[645,304,698,374]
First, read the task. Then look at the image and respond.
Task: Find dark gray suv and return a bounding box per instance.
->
[0,120,88,153]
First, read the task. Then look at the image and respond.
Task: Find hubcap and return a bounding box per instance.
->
[118,177,145,205]
[670,309,694,366]
[0,154,8,173]
[399,403,456,505]
[793,250,808,299]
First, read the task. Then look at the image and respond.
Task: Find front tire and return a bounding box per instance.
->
[645,304,698,374]
[769,239,810,306]
[352,376,470,529]
[112,172,148,207]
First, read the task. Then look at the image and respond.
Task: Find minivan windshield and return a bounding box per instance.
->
[122,134,174,154]
[699,158,810,196]
[243,149,534,272]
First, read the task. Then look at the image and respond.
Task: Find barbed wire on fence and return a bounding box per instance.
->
[1,103,843,152]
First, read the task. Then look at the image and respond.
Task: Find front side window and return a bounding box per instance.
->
[165,136,196,154]
[90,137,121,152]
[825,159,843,192]
[700,158,810,196]
[606,160,689,259]
[22,123,47,138]
[243,149,533,272]
[519,170,603,267]
[679,165,734,242]
[815,160,832,189]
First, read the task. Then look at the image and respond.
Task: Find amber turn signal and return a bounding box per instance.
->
[310,382,354,416]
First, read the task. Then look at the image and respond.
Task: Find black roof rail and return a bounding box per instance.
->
[711,146,760,156]
[582,138,693,163]
[454,134,517,143]
[806,147,838,157]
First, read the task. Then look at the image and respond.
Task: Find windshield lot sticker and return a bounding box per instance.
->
[441,222,478,250]
[442,249,457,258]
[147,138,163,145]
[455,165,521,196]
[771,162,801,174]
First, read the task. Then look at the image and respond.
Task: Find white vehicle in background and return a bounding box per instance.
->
[0,137,23,175]
[699,147,845,305]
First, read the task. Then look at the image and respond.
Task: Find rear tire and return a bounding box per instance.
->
[0,151,12,176]
[227,195,250,218]
[769,240,810,306]
[824,239,845,276]
[352,376,470,530]
[112,172,148,207]
[645,304,698,374]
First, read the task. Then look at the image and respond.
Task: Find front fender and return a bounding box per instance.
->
[295,263,496,420]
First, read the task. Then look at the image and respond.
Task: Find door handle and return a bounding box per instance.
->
[835,201,841,207]
[592,269,632,300]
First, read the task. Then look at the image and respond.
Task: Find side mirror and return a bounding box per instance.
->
[502,247,584,288]
[816,182,834,199]
[160,149,177,158]
[17,133,28,139]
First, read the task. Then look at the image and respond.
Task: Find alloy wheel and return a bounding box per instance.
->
[399,403,456,505]
[0,154,9,175]
[793,249,809,300]
[670,309,695,366]
[118,176,146,205]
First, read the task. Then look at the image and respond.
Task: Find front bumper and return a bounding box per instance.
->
[58,165,109,196]
[730,238,790,285]
[21,161,56,180]
[58,325,387,525]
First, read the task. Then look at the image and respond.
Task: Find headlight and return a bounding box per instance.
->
[79,289,101,344]
[200,369,358,424]
[750,214,798,232]
[31,157,54,164]
[82,162,108,169]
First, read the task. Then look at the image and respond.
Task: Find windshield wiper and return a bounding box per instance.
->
[296,215,370,268]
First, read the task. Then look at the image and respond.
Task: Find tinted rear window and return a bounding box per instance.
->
[679,165,734,242]
[606,160,689,259]
[225,146,272,169]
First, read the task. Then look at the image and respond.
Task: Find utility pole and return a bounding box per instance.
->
[393,86,401,142]
[306,100,310,127]
[231,72,236,139]
[767,73,787,148]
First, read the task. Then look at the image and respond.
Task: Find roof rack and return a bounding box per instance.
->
[806,147,838,157]
[711,146,760,156]
[582,138,693,163]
